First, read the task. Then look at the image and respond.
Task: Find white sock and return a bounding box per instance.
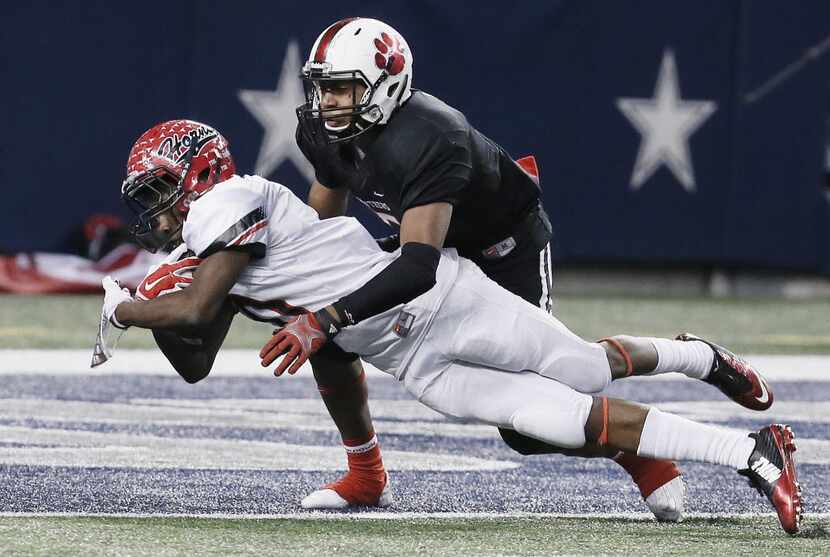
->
[636,408,756,470]
[647,338,714,379]
[344,435,379,454]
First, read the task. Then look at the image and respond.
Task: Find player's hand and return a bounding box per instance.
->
[136,256,202,300]
[102,275,133,329]
[296,110,331,152]
[295,116,352,187]
[260,312,328,376]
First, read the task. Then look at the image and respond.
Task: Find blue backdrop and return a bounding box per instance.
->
[3,1,829,273]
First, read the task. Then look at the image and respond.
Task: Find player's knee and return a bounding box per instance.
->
[578,360,612,393]
[498,427,553,455]
[544,349,612,393]
[510,405,587,449]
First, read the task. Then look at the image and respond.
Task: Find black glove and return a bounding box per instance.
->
[295,110,354,187]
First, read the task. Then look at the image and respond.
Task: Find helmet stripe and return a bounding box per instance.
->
[313,17,358,62]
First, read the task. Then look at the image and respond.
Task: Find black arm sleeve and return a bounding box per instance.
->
[333,242,440,325]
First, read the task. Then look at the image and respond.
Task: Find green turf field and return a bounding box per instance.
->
[1,515,827,557]
[1,293,828,353]
[2,294,828,556]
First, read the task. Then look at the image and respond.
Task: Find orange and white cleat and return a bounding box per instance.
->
[615,454,686,522]
[301,472,393,510]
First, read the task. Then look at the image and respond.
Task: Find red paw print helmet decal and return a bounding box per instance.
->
[374,32,406,76]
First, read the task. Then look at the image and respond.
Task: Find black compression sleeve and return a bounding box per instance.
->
[334,242,440,326]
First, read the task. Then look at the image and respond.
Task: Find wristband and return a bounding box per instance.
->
[313,307,344,339]
[110,305,129,330]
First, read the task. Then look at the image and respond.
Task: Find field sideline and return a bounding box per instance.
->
[0,294,828,555]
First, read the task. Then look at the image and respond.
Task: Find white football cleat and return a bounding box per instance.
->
[301,473,393,510]
[644,475,686,522]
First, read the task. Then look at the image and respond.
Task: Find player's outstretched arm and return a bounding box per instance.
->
[114,250,250,330]
[153,298,237,383]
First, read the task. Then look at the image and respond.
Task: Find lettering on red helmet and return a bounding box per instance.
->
[157,126,218,165]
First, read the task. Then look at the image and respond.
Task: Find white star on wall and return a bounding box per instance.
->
[238,41,314,181]
[616,49,717,192]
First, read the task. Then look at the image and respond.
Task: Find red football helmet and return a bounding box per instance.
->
[121,119,235,252]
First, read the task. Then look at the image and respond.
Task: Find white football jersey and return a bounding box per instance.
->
[182,174,399,324]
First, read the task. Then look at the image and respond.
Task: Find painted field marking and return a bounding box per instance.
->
[0,511,828,521]
[1,396,828,467]
[0,423,515,471]
[0,350,828,382]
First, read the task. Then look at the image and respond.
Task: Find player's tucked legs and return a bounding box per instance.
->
[415,361,801,534]
[302,350,391,509]
[582,396,802,533]
[461,254,686,521]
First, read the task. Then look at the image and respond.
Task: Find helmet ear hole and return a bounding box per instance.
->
[386,82,399,98]
[197,167,211,183]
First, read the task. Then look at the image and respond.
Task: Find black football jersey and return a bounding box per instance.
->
[297,90,542,258]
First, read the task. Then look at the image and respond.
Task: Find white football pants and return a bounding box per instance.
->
[337,252,611,449]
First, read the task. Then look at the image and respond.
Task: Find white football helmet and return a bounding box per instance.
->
[298,17,413,142]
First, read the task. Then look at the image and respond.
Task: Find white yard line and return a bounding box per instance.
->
[0,511,828,521]
[0,350,827,381]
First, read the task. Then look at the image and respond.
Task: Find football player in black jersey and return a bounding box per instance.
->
[282,17,686,518]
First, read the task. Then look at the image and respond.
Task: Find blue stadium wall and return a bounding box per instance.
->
[3,1,830,273]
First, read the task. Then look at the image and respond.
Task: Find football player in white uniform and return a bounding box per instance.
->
[104,119,802,534]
